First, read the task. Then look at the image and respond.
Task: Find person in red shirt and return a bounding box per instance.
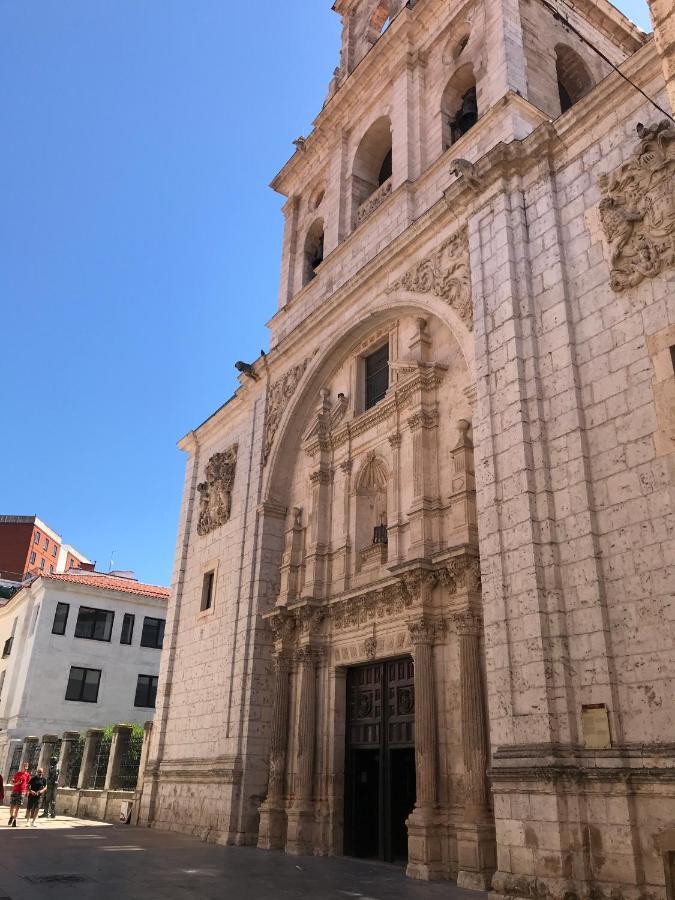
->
[8,763,30,827]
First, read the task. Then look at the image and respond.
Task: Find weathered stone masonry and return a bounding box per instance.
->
[139,1,675,898]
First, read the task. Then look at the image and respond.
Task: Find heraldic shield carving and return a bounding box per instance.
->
[598,120,675,293]
[197,445,238,536]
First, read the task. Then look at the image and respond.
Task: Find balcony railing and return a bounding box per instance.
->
[356,177,392,226]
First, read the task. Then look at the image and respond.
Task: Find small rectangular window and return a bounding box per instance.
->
[44,537,49,550]
[52,602,70,635]
[49,565,54,574]
[29,551,36,565]
[364,343,389,410]
[201,571,215,612]
[134,674,158,708]
[52,545,57,557]
[74,606,114,642]
[120,613,135,645]
[2,637,12,659]
[0,669,5,700]
[39,559,45,571]
[670,345,675,374]
[65,666,101,703]
[140,617,165,650]
[34,531,40,544]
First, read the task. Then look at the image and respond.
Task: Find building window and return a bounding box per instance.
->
[52,545,57,558]
[303,219,325,286]
[134,674,158,708]
[670,345,675,374]
[34,531,40,544]
[49,565,54,574]
[2,637,13,659]
[364,343,390,410]
[65,666,101,703]
[120,613,135,645]
[52,602,70,635]
[44,537,49,550]
[201,571,215,612]
[39,559,45,571]
[140,617,165,650]
[29,551,36,565]
[74,606,114,642]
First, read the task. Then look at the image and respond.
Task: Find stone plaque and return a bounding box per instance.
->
[581,704,612,750]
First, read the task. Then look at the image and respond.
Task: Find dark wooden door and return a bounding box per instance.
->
[344,656,416,863]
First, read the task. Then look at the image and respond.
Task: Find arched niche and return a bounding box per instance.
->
[555,44,594,114]
[354,453,389,569]
[441,64,478,153]
[350,116,393,227]
[303,218,325,286]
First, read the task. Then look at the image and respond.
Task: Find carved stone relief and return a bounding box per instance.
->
[263,361,308,465]
[386,227,472,330]
[598,120,675,292]
[197,445,238,537]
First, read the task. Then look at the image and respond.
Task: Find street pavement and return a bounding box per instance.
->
[0,815,486,900]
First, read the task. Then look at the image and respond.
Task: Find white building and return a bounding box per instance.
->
[0,570,169,779]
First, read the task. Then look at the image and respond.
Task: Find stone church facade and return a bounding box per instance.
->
[139,1,675,897]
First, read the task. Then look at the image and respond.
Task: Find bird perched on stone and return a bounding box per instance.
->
[450,158,481,191]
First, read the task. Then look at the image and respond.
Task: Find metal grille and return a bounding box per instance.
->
[89,734,111,790]
[28,742,42,772]
[67,737,85,788]
[118,730,144,791]
[8,745,22,779]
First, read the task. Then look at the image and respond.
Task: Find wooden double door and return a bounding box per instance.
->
[344,657,416,864]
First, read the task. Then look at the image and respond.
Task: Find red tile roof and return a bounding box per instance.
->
[43,572,170,600]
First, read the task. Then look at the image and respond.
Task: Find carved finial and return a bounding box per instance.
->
[450,158,481,191]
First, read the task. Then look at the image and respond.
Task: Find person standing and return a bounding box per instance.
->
[8,763,30,827]
[26,767,47,827]
[40,757,59,819]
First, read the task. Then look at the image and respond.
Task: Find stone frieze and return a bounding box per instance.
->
[263,360,308,466]
[386,227,473,330]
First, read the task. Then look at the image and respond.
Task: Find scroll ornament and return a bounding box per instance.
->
[197,445,238,536]
[598,120,675,292]
[263,361,308,465]
[386,227,472,330]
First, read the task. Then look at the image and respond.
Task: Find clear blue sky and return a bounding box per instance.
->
[0,1,652,586]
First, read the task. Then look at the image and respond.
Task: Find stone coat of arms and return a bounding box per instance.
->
[598,120,675,292]
[197,445,238,536]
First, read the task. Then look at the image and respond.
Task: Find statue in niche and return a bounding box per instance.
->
[197,445,238,537]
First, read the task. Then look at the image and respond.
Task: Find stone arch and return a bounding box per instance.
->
[441,63,478,152]
[555,44,593,114]
[262,295,474,507]
[302,218,325,286]
[350,115,393,226]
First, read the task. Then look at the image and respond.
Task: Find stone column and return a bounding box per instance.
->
[131,722,153,826]
[57,732,81,787]
[258,654,292,850]
[406,620,443,880]
[20,736,39,770]
[455,612,497,890]
[648,0,675,112]
[38,735,60,772]
[104,725,133,791]
[387,433,403,565]
[286,646,318,855]
[78,728,104,790]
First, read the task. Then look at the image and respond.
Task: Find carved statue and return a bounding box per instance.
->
[197,446,238,536]
[450,158,481,191]
[598,120,675,292]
